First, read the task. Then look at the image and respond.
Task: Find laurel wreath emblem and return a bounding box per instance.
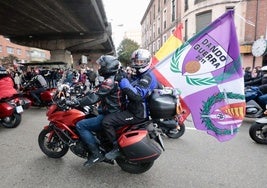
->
[201,92,245,135]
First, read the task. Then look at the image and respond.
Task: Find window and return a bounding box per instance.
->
[171,0,176,22]
[31,50,46,58]
[157,39,161,50]
[185,0,188,11]
[153,42,156,53]
[158,0,160,12]
[153,4,155,19]
[17,48,22,55]
[157,17,161,35]
[26,50,31,57]
[150,11,152,24]
[196,11,212,33]
[163,34,167,43]
[163,9,167,29]
[7,46,14,54]
[150,27,152,41]
[153,23,156,38]
[226,6,234,12]
[41,52,46,58]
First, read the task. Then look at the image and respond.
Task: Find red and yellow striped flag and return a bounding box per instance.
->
[151,23,183,87]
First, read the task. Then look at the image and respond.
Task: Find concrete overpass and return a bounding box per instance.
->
[0,0,115,67]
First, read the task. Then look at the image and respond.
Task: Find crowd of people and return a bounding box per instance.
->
[244,65,267,113]
[0,48,163,168]
[244,66,267,87]
[0,63,102,105]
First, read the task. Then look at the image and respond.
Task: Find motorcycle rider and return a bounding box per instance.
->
[0,66,17,100]
[29,70,48,105]
[102,49,161,160]
[75,55,125,167]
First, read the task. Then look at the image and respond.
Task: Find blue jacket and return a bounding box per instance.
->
[119,71,159,119]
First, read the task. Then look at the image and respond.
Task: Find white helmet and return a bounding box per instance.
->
[130,49,151,74]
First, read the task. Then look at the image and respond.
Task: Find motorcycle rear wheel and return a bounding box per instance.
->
[116,157,154,174]
[249,122,267,144]
[166,122,185,139]
[38,128,69,158]
[1,113,21,128]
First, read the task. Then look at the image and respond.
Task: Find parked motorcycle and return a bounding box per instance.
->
[38,87,183,174]
[20,81,56,107]
[0,94,31,128]
[249,111,267,144]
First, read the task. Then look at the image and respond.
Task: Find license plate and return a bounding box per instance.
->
[16,105,23,113]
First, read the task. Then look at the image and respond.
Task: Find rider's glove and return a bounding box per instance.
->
[115,70,126,82]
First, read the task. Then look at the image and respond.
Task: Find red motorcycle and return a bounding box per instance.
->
[20,81,56,107]
[0,94,31,128]
[37,87,185,174]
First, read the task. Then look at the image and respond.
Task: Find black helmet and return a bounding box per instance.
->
[0,67,8,78]
[96,55,120,77]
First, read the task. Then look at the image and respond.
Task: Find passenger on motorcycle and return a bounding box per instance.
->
[0,66,17,100]
[75,55,125,167]
[102,49,161,160]
[29,70,48,105]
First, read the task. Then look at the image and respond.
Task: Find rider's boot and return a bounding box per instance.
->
[84,144,105,168]
[105,142,120,160]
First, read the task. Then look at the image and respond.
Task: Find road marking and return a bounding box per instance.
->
[186,127,197,130]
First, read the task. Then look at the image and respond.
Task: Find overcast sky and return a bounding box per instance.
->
[102,0,150,48]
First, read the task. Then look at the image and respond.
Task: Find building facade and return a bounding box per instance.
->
[141,0,267,68]
[141,0,182,54]
[0,35,50,64]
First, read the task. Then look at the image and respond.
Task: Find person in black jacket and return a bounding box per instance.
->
[102,49,161,160]
[244,66,252,82]
[29,70,48,105]
[76,55,125,167]
[86,68,97,90]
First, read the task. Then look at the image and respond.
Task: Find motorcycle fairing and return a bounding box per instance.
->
[48,108,85,126]
[0,102,14,117]
[40,89,56,102]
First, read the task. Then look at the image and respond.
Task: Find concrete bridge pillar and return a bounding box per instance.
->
[72,53,102,71]
[49,49,73,68]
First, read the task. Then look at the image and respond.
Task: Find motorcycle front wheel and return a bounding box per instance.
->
[166,122,185,139]
[0,113,21,128]
[38,128,69,158]
[116,157,154,174]
[249,122,267,144]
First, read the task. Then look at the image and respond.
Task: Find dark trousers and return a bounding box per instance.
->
[102,110,146,144]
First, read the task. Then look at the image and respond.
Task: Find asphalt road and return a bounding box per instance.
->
[0,108,267,188]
